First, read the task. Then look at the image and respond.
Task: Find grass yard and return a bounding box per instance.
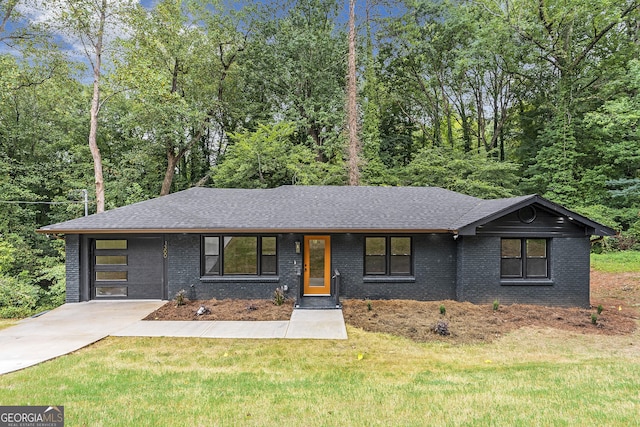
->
[591,250,640,273]
[0,326,638,426]
[0,251,639,425]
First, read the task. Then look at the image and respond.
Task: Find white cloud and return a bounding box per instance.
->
[16,0,140,74]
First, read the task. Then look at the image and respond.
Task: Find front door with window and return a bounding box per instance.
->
[303,236,331,295]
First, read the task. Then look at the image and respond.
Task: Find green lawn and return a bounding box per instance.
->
[0,326,638,426]
[591,250,640,273]
[1,251,638,425]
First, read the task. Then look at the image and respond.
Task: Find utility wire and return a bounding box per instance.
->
[0,200,90,205]
[0,189,91,216]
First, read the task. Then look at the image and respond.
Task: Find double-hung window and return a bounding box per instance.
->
[364,236,412,276]
[202,236,277,276]
[501,238,548,279]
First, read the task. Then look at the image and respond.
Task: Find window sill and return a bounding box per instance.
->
[363,276,416,283]
[200,276,280,283]
[500,279,553,286]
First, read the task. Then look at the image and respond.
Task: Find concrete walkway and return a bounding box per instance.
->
[0,301,347,375]
[114,309,348,340]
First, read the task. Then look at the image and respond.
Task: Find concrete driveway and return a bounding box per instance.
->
[0,300,164,375]
[0,300,348,375]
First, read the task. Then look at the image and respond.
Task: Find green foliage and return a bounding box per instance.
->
[0,275,40,318]
[0,236,65,318]
[493,300,500,311]
[591,314,598,325]
[400,147,520,198]
[597,305,604,315]
[37,264,67,309]
[0,240,15,275]
[213,122,345,188]
[439,304,446,315]
[244,0,347,161]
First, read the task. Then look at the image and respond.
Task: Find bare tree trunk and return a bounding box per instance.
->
[89,0,107,213]
[161,150,178,196]
[160,124,208,196]
[347,0,360,186]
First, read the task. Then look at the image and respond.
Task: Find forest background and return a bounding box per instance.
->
[1,0,639,316]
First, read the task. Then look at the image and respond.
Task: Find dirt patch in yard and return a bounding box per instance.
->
[145,270,638,344]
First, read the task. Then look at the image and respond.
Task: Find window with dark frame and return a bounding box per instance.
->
[364,236,412,276]
[202,236,277,276]
[501,238,548,279]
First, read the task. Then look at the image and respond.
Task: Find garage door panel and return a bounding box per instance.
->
[92,237,164,299]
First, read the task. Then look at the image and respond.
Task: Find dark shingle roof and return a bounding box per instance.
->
[37,186,614,235]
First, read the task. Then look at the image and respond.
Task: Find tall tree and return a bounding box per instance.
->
[482,0,640,204]
[244,0,347,163]
[115,0,249,195]
[346,0,359,185]
[45,0,136,212]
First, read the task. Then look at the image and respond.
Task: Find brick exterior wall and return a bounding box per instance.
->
[166,233,301,301]
[63,231,592,307]
[456,236,591,307]
[64,234,81,303]
[334,234,457,301]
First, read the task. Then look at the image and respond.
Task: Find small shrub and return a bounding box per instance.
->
[37,264,66,310]
[0,275,39,318]
[439,304,446,315]
[366,300,373,311]
[591,313,598,325]
[273,287,286,306]
[433,320,450,336]
[175,289,187,307]
[493,300,500,311]
[597,304,604,315]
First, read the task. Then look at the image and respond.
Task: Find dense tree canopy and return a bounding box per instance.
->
[1,0,639,314]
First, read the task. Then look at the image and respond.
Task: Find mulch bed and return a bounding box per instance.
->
[143,270,639,344]
[144,298,294,321]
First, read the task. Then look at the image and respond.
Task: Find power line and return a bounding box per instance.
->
[0,200,89,205]
[0,189,91,216]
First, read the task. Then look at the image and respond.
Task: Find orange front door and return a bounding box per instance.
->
[303,236,331,295]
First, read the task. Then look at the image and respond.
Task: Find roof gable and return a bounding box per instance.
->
[455,195,615,236]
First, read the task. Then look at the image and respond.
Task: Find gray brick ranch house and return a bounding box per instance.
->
[38,186,614,308]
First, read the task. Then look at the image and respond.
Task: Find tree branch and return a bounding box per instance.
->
[0,0,18,36]
[570,1,640,70]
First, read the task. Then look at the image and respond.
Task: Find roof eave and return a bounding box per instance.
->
[37,227,456,235]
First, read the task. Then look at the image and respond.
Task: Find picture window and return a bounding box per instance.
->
[364,236,412,276]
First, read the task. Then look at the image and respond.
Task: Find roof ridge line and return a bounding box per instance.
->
[448,199,486,231]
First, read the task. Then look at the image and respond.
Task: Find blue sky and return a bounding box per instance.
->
[2,0,403,78]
